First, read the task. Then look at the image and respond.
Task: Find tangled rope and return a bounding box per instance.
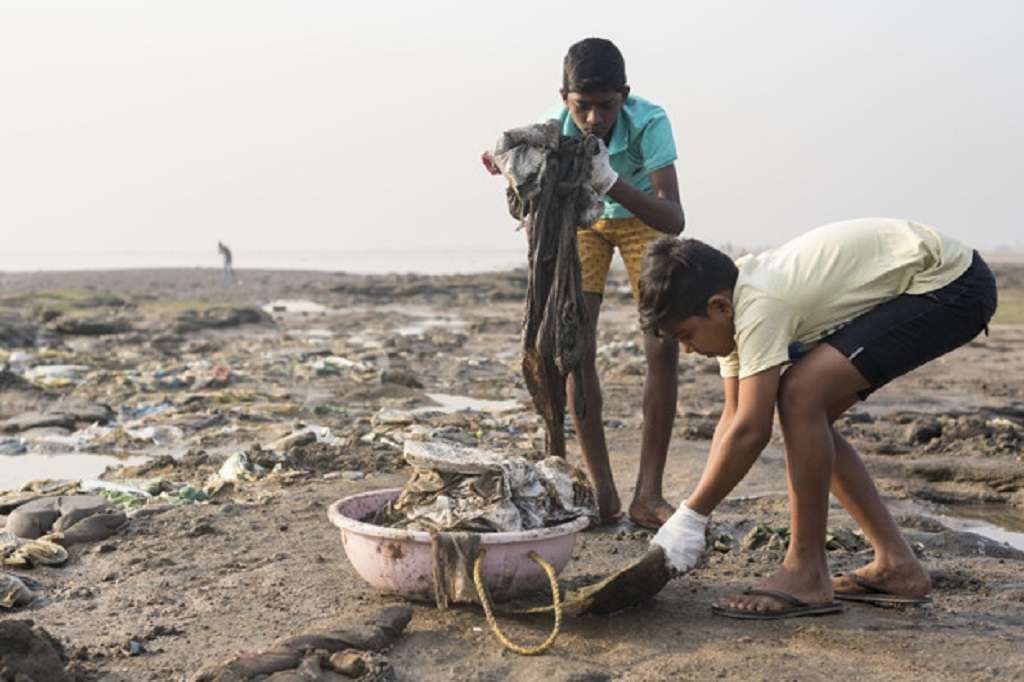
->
[472,549,563,656]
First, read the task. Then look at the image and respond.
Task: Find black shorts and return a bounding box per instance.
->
[822,251,998,399]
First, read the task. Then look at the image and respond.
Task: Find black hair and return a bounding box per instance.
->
[563,38,627,93]
[638,237,739,334]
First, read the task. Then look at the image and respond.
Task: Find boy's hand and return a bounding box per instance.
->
[650,504,708,576]
[589,139,619,195]
[480,151,501,176]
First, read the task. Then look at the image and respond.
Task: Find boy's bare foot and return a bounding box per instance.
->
[627,497,676,530]
[832,559,931,598]
[715,563,835,615]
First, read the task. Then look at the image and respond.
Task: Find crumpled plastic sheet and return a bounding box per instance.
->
[209,423,342,486]
[0,572,34,609]
[22,364,90,388]
[382,440,597,533]
[492,119,604,228]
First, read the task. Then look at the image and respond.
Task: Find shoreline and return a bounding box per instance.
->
[1,264,1023,680]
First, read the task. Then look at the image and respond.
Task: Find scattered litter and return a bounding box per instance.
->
[261,299,329,315]
[23,365,90,388]
[0,532,69,568]
[0,439,27,455]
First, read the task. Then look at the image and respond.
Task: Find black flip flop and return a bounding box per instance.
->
[712,588,844,620]
[834,573,932,606]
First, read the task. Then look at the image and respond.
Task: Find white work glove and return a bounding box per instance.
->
[589,138,618,195]
[650,504,709,576]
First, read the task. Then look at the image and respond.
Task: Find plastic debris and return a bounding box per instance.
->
[0,439,27,455]
[0,532,69,568]
[380,440,597,532]
[0,572,34,609]
[23,365,90,388]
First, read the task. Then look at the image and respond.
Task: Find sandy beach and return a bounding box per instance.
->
[2,263,1023,681]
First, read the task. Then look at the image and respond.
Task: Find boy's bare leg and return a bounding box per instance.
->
[719,345,866,613]
[829,429,931,596]
[567,292,620,522]
[628,332,679,528]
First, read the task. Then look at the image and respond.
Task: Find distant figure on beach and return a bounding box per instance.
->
[218,241,234,282]
[484,38,685,529]
[643,219,997,619]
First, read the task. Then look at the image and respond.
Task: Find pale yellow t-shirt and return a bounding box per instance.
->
[718,218,973,379]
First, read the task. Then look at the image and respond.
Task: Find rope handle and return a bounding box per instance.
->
[472,548,562,655]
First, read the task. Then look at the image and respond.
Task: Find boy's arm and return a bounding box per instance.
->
[685,367,780,516]
[651,369,777,574]
[709,376,739,453]
[605,164,684,235]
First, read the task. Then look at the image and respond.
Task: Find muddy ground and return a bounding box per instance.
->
[1,263,1023,681]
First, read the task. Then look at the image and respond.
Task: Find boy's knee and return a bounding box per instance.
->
[778,375,826,421]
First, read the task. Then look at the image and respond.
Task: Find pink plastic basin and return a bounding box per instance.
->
[327,488,589,602]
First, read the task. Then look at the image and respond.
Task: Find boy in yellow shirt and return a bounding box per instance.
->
[641,218,997,619]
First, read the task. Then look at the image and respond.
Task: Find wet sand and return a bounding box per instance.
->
[1,264,1023,681]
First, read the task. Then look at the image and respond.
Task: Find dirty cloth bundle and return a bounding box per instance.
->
[385,440,597,534]
[492,120,604,457]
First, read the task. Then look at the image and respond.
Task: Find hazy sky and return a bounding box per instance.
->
[2,1,1021,257]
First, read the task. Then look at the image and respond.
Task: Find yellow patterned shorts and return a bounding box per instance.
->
[577,217,665,301]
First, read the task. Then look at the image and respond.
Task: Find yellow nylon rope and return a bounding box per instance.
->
[472,548,562,655]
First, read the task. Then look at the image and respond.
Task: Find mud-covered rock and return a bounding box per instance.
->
[0,411,75,433]
[0,403,113,434]
[906,528,1024,560]
[0,619,73,682]
[905,417,942,445]
[190,648,302,681]
[0,319,37,348]
[381,368,424,389]
[173,306,273,333]
[5,495,114,540]
[273,606,413,653]
[52,317,133,336]
[190,607,412,682]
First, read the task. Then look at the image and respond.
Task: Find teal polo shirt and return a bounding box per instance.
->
[547,95,678,220]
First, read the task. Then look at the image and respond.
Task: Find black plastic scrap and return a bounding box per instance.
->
[495,120,603,457]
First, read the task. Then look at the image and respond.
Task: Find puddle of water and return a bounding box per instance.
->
[894,498,1024,552]
[340,303,468,337]
[1,453,149,492]
[932,505,1024,552]
[301,328,334,339]
[419,393,521,415]
[262,299,329,314]
[735,492,1024,553]
[395,316,468,336]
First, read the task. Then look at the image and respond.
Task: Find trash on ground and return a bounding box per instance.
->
[0,572,35,609]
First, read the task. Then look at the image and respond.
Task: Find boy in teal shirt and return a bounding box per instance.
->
[485,38,685,528]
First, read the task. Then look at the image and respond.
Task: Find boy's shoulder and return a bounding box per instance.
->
[621,95,668,126]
